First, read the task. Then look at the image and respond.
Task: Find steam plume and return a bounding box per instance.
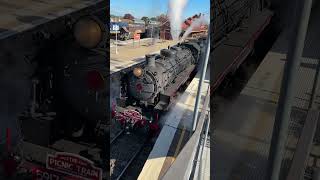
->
[168,0,188,40]
[180,14,208,42]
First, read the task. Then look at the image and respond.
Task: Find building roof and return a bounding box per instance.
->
[133,19,145,24]
[149,20,159,25]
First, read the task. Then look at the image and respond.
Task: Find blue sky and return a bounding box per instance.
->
[110,0,210,20]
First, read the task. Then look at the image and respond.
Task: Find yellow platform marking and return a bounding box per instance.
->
[159,125,187,179]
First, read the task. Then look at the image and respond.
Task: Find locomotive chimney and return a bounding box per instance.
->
[146,54,156,67]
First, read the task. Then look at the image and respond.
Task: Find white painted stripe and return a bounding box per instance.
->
[137,125,176,180]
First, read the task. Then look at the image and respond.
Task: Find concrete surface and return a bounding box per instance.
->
[242,54,319,109]
[213,2,320,179]
[110,39,178,74]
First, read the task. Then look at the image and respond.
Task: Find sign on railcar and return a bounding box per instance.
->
[45,152,102,180]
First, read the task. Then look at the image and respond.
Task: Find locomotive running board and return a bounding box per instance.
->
[155,65,196,111]
[154,96,170,111]
[163,65,196,97]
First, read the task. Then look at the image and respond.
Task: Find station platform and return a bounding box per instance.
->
[213,3,320,179]
[110,38,178,74]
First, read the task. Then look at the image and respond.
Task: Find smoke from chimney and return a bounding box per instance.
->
[180,14,208,42]
[168,0,188,41]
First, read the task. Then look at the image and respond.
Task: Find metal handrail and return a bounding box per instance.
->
[194,114,211,180]
[266,0,314,179]
[286,109,320,180]
[192,31,210,132]
[200,117,210,177]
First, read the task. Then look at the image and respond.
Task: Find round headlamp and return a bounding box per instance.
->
[73,17,103,49]
[133,67,143,78]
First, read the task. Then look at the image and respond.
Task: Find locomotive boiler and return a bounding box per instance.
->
[129,41,202,108]
[114,38,206,131]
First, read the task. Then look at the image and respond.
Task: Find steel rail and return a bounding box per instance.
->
[115,142,145,180]
[110,129,125,145]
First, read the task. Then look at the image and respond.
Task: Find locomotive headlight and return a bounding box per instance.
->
[133,67,143,78]
[73,17,103,49]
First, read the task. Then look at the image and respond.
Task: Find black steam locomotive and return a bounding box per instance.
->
[113,38,207,132]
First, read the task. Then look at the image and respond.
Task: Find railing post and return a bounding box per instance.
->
[313,168,320,180]
[266,0,313,179]
[309,60,320,109]
[260,0,264,11]
[198,115,210,180]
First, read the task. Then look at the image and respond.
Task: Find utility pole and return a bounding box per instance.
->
[115,29,118,54]
[115,16,119,54]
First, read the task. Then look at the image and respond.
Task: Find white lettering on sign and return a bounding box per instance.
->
[35,168,61,180]
[78,167,99,177]
[113,25,119,31]
[49,158,73,169]
[46,152,102,180]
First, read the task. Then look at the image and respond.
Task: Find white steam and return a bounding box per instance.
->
[168,0,188,40]
[180,14,208,42]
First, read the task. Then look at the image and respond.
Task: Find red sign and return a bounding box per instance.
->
[46,152,102,180]
[134,33,140,40]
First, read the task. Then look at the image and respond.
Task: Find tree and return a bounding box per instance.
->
[150,17,157,21]
[141,16,150,25]
[156,14,168,22]
[123,13,135,20]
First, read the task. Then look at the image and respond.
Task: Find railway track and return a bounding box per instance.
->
[110,129,125,144]
[110,130,147,180]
